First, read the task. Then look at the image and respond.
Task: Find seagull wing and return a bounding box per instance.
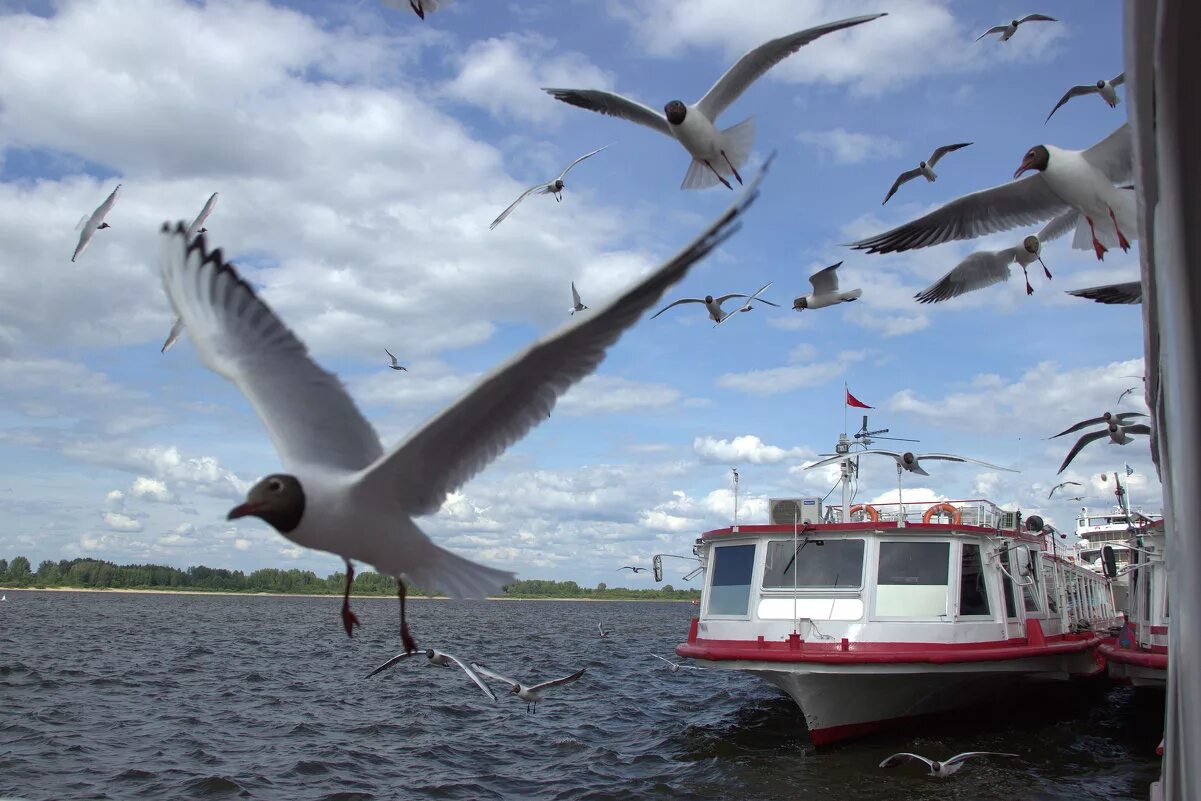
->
[1115,412,1147,423]
[801,453,855,471]
[1049,480,1083,498]
[489,185,544,230]
[1066,280,1142,304]
[1050,416,1108,438]
[809,262,843,295]
[854,174,1066,253]
[696,14,886,120]
[356,162,767,516]
[651,298,707,319]
[439,652,498,701]
[471,663,520,690]
[879,753,935,770]
[882,168,922,205]
[650,653,676,666]
[186,192,219,240]
[1018,13,1057,23]
[95,183,122,220]
[1045,85,1097,122]
[926,142,972,168]
[914,248,1017,304]
[73,184,122,262]
[158,224,384,472]
[1037,209,1081,242]
[1121,423,1151,436]
[1111,72,1126,87]
[1082,123,1132,184]
[542,89,671,137]
[922,453,1018,472]
[161,316,185,354]
[571,282,582,306]
[364,650,419,678]
[944,752,1019,767]
[385,347,399,367]
[1058,429,1111,474]
[975,25,1009,41]
[558,145,610,180]
[75,213,91,232]
[527,667,586,693]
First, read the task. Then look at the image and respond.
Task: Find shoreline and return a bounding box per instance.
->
[0,586,696,603]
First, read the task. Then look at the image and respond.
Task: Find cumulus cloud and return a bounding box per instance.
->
[102,512,143,532]
[558,375,682,416]
[693,434,811,464]
[716,347,868,395]
[796,128,902,165]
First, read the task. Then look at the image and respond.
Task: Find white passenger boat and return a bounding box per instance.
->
[1098,518,1168,688]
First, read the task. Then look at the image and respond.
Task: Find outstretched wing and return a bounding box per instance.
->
[927,142,972,167]
[571,282,582,306]
[489,185,544,230]
[1037,209,1081,242]
[158,224,383,472]
[922,453,1018,472]
[975,25,1008,41]
[808,262,843,295]
[186,192,219,240]
[1058,430,1110,474]
[528,667,586,693]
[1045,85,1096,123]
[1050,416,1109,438]
[944,752,1020,767]
[879,752,934,769]
[542,89,671,137]
[914,249,1016,304]
[357,160,769,516]
[882,168,922,205]
[1110,72,1126,87]
[1066,280,1142,304]
[1082,124,1132,184]
[558,145,610,180]
[1048,480,1082,498]
[651,297,706,319]
[439,652,498,701]
[471,663,520,690]
[696,14,886,120]
[364,650,420,678]
[1018,13,1057,23]
[160,316,185,354]
[1121,423,1151,436]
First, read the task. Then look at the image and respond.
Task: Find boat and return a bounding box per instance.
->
[1098,518,1168,689]
[1074,500,1162,612]
[675,435,1120,745]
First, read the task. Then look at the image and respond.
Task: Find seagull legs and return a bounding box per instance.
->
[1086,216,1108,260]
[719,151,744,185]
[703,160,733,190]
[1108,207,1131,251]
[1039,258,1053,280]
[1020,266,1034,295]
[397,579,419,654]
[341,561,361,637]
[409,0,424,18]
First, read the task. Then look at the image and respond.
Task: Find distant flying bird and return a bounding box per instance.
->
[570,282,588,315]
[365,648,496,700]
[713,282,776,327]
[385,348,407,371]
[882,143,973,204]
[1066,280,1142,305]
[186,192,219,241]
[597,623,612,638]
[650,654,707,673]
[1050,411,1147,440]
[619,565,648,573]
[157,159,765,654]
[793,262,862,310]
[1117,386,1138,405]
[1057,421,1152,474]
[380,0,445,20]
[851,125,1133,262]
[72,184,121,263]
[544,14,884,190]
[489,145,609,230]
[914,210,1078,303]
[652,286,780,325]
[805,450,1016,477]
[880,751,1019,777]
[1046,73,1126,122]
[1048,480,1082,499]
[472,664,586,713]
[161,317,186,354]
[976,14,1057,42]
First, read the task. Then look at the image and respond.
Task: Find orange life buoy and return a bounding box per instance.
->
[922,502,962,525]
[848,503,880,522]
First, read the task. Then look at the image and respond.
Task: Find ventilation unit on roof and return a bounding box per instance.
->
[770,497,822,525]
[1000,510,1022,530]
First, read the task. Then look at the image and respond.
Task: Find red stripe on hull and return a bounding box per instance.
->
[677,634,1100,665]
[1098,642,1169,670]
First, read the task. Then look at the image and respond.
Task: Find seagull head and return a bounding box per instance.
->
[198,227,208,235]
[1023,235,1041,255]
[1014,145,1050,178]
[664,100,688,125]
[551,179,565,192]
[704,294,714,304]
[98,222,112,230]
[424,649,436,659]
[508,684,522,695]
[1097,79,1107,89]
[900,452,920,471]
[227,474,305,533]
[1010,19,1019,26]
[919,161,927,168]
[792,297,808,311]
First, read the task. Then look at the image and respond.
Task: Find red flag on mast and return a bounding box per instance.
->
[845,388,873,409]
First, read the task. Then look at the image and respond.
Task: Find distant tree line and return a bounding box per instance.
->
[0,556,699,600]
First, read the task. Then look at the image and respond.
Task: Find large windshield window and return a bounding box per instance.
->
[762,539,865,589]
[707,544,756,616]
[875,541,950,618]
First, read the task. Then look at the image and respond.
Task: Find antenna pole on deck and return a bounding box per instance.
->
[896,462,906,528]
[732,467,740,527]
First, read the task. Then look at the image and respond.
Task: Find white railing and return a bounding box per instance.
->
[825,498,1014,529]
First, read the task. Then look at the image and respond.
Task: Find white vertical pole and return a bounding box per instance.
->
[896,462,906,528]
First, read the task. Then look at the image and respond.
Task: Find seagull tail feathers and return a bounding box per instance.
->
[679,117,756,190]
[843,288,863,302]
[404,542,515,600]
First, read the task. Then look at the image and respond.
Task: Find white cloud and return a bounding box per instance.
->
[234,538,252,551]
[102,512,143,532]
[796,128,902,165]
[716,348,868,396]
[693,434,811,464]
[558,375,682,416]
[129,477,175,503]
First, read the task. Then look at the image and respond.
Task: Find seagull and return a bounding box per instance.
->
[1117,386,1138,405]
[385,348,407,372]
[650,654,707,673]
[1050,411,1148,440]
[570,282,588,315]
[186,192,219,241]
[619,565,648,573]
[652,285,779,325]
[805,450,1016,477]
[1067,280,1142,305]
[1048,480,1083,499]
[380,0,445,20]
[157,160,766,652]
[489,145,609,230]
[976,14,1057,42]
[1046,73,1126,122]
[160,317,186,354]
[914,210,1079,303]
[713,282,776,327]
[793,262,862,310]
[471,664,586,713]
[851,125,1133,261]
[544,14,884,191]
[598,622,612,638]
[880,751,1019,777]
[72,184,121,263]
[365,647,496,700]
[882,143,973,204]
[1058,421,1152,474]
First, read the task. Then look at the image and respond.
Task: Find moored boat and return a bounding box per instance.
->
[1098,518,1167,688]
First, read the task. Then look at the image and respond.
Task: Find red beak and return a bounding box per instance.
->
[1013,156,1034,179]
[227,502,260,520]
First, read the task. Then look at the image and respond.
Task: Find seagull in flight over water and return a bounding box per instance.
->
[365,648,495,700]
[597,622,612,638]
[156,160,768,655]
[880,751,1019,777]
[650,654,707,673]
[472,664,586,713]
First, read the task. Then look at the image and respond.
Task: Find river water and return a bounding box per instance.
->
[0,591,1164,800]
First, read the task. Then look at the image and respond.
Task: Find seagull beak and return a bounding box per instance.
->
[227,502,261,520]
[1013,155,1035,179]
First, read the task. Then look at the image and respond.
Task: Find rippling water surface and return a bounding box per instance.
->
[0,591,1164,800]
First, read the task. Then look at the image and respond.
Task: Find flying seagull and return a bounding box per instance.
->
[793,262,862,310]
[472,664,586,713]
[1046,73,1126,122]
[805,450,1016,477]
[157,158,767,653]
[882,143,973,204]
[161,317,186,354]
[851,125,1133,261]
[713,281,776,327]
[385,348,407,372]
[490,145,609,230]
[976,14,1056,42]
[1066,280,1142,305]
[380,0,445,20]
[544,14,884,190]
[880,751,1019,777]
[597,622,612,638]
[652,286,779,325]
[1117,386,1138,405]
[1058,421,1152,474]
[570,282,588,315]
[1050,411,1147,439]
[914,210,1079,303]
[650,654,707,673]
[1048,480,1082,499]
[72,184,121,263]
[619,565,648,573]
[365,648,496,700]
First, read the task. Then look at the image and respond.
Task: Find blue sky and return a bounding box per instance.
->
[0,0,1154,588]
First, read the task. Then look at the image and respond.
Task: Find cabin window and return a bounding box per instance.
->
[874,541,950,618]
[762,539,865,589]
[1015,547,1041,613]
[1000,549,1018,618]
[1042,556,1059,614]
[958,544,991,616]
[707,544,756,617]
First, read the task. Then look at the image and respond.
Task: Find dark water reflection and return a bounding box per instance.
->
[0,591,1163,799]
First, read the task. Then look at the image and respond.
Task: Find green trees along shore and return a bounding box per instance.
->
[0,555,698,601]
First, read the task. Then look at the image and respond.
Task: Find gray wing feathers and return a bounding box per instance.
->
[809,262,842,295]
[883,168,922,204]
[490,185,542,230]
[559,145,609,180]
[914,249,1015,304]
[1082,123,1133,183]
[542,89,671,137]
[927,142,972,167]
[528,667,586,692]
[1066,280,1142,304]
[1037,209,1081,242]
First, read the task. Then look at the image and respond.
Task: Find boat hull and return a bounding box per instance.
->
[1099,642,1167,688]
